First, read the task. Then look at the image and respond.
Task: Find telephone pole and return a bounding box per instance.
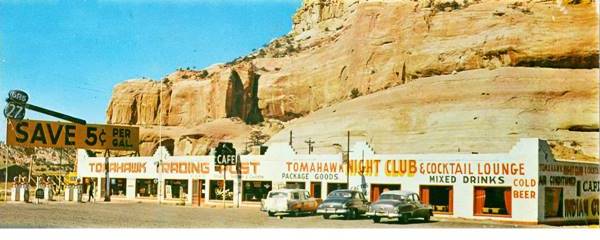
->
[304,138,315,154]
[289,131,293,146]
[346,131,350,187]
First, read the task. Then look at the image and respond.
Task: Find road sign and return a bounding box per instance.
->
[214,142,237,166]
[8,90,29,103]
[6,119,139,151]
[3,102,26,120]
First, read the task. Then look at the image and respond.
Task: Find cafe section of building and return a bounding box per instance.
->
[77,138,599,224]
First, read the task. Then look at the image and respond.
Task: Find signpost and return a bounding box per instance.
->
[3,89,140,203]
[214,142,237,208]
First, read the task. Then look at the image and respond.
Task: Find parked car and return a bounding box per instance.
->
[316,189,370,219]
[261,189,322,217]
[366,190,433,223]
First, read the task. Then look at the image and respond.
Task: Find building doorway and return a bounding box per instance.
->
[310,182,322,198]
[474,186,511,216]
[544,187,563,218]
[420,185,453,214]
[192,179,205,206]
[370,184,401,202]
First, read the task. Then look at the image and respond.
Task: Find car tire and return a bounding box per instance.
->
[424,213,431,222]
[291,210,300,217]
[323,214,330,219]
[268,211,275,217]
[372,217,381,223]
[345,209,356,220]
[399,214,409,224]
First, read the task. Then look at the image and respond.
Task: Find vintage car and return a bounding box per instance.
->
[316,189,370,219]
[366,190,433,223]
[261,189,322,217]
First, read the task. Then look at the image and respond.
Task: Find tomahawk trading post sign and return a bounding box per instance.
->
[6,119,139,151]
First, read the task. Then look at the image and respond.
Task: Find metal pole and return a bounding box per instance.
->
[59,148,62,194]
[223,167,226,209]
[4,146,7,202]
[104,150,110,202]
[346,131,350,187]
[158,79,163,205]
[28,155,35,187]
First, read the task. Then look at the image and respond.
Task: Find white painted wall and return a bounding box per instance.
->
[76,138,599,224]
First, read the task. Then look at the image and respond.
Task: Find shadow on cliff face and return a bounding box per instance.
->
[515,54,599,69]
[225,68,264,125]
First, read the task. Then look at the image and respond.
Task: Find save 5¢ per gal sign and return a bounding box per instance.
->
[6,119,139,151]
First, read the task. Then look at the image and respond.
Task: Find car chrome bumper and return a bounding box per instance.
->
[366,212,401,218]
[317,208,349,214]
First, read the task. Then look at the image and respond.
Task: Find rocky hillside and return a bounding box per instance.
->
[106,0,599,160]
[0,143,76,175]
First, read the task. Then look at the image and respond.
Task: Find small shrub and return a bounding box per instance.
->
[350,88,362,99]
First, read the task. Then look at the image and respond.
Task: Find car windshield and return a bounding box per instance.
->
[268,192,288,198]
[379,194,405,201]
[328,191,352,198]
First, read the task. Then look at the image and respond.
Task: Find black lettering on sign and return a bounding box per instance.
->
[30,123,47,144]
[85,127,97,146]
[65,125,76,145]
[47,123,63,145]
[15,121,29,143]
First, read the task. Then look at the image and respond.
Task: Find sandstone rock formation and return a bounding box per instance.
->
[268,67,599,161]
[106,0,598,160]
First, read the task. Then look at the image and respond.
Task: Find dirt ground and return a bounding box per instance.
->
[0,201,561,228]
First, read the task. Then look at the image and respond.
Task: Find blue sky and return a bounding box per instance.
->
[0,0,301,141]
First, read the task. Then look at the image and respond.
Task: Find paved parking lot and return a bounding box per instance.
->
[0,202,553,228]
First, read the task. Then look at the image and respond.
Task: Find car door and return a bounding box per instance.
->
[412,193,427,217]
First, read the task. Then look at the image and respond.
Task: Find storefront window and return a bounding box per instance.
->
[209,180,233,200]
[242,181,272,202]
[326,183,348,194]
[420,185,453,213]
[110,178,127,197]
[136,179,158,198]
[544,187,563,218]
[370,184,401,202]
[285,181,305,189]
[165,179,188,199]
[474,186,511,216]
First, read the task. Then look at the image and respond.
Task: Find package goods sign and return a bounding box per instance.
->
[6,119,139,151]
[282,161,345,181]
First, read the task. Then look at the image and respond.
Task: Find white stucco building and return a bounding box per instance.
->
[76,138,599,225]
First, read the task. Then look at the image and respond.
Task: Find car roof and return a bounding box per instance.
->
[330,189,358,193]
[380,190,416,196]
[270,189,307,193]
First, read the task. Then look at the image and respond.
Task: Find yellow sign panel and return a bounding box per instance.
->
[6,119,139,151]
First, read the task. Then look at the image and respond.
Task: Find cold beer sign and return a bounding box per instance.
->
[6,119,139,151]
